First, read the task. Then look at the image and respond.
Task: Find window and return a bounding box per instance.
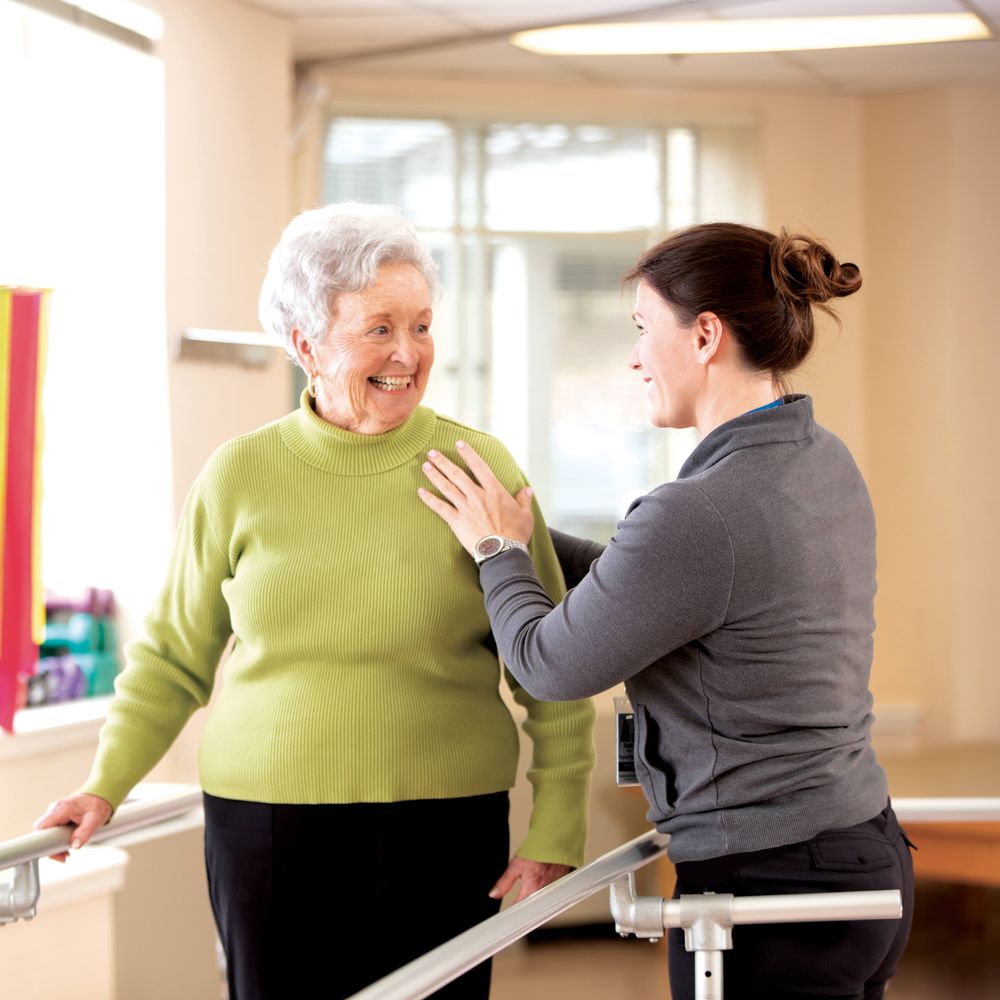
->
[0,1,170,634]
[324,115,760,540]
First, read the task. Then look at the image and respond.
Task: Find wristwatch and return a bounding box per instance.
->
[473,535,530,564]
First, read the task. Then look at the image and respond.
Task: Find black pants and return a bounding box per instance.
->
[204,791,510,1000]
[668,805,915,1000]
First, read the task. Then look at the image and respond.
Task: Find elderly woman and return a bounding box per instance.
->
[35,203,595,1000]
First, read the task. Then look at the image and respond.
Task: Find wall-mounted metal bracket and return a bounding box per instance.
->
[175,328,283,369]
[0,859,40,925]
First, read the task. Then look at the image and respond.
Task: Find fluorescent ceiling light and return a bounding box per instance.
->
[512,13,991,56]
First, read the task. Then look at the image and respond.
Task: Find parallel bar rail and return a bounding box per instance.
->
[3,795,995,871]
[663,892,903,1000]
[3,794,992,870]
[2,793,999,990]
[347,796,1000,1000]
[687,889,903,926]
[349,829,670,1000]
[891,797,1000,822]
[0,786,202,870]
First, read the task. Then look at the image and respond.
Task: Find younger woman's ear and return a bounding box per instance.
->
[693,312,724,365]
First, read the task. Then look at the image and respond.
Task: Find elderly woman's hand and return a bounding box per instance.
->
[418,441,535,556]
[34,792,113,861]
[489,856,574,903]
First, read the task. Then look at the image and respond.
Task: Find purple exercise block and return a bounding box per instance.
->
[45,587,116,618]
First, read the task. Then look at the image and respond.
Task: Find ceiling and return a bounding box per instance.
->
[236,0,1000,94]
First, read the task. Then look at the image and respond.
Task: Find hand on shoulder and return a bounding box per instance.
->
[419,440,535,556]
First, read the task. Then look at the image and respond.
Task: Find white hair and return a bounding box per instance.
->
[258,202,440,363]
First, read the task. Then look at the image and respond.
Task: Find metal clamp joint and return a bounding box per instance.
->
[0,859,40,925]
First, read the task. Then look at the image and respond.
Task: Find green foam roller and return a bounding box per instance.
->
[42,613,102,655]
[77,652,120,696]
[98,617,117,654]
[43,613,118,655]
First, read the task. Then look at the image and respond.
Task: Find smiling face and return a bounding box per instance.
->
[293,262,435,435]
[627,279,705,430]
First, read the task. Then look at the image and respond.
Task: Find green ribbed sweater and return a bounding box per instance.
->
[81,394,595,866]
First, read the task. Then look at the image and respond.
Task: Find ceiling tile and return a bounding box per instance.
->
[975,0,1000,18]
[415,0,678,31]
[555,49,823,89]
[795,38,1000,93]
[249,0,417,14]
[235,0,1000,93]
[292,12,469,60]
[317,37,592,81]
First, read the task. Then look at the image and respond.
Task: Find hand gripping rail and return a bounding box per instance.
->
[0,786,203,925]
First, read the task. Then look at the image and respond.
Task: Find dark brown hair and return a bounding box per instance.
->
[623,222,862,379]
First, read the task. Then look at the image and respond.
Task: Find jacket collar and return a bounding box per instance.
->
[678,394,814,479]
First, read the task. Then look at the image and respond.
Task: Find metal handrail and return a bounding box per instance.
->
[349,828,670,1000]
[2,791,998,984]
[2,793,992,871]
[2,793,994,872]
[0,785,203,870]
[892,796,1000,822]
[348,795,1000,1000]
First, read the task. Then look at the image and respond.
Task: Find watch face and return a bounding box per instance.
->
[476,536,503,558]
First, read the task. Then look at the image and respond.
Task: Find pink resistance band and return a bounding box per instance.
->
[0,287,49,733]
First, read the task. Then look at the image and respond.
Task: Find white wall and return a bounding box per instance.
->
[863,87,1000,743]
[136,0,293,782]
[158,0,293,518]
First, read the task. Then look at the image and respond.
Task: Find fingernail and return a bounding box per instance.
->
[428,449,438,458]
[71,839,81,851]
[488,889,501,899]
[423,462,432,470]
[456,440,466,449]
[417,488,426,496]
[525,487,534,498]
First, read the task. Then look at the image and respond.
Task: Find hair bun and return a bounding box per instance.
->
[770,230,862,307]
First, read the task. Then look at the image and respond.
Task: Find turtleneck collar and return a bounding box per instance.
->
[678,394,814,479]
[279,389,436,476]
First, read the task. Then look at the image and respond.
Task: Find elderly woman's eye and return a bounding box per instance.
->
[370,325,390,336]
[416,323,431,335]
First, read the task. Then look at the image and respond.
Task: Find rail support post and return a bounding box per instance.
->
[612,878,901,1000]
[677,893,734,1000]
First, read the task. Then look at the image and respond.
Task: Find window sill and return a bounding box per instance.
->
[0,697,111,762]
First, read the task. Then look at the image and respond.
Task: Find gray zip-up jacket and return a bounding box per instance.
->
[480,395,888,862]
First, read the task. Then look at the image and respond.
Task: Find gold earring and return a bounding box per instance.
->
[307,371,318,398]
